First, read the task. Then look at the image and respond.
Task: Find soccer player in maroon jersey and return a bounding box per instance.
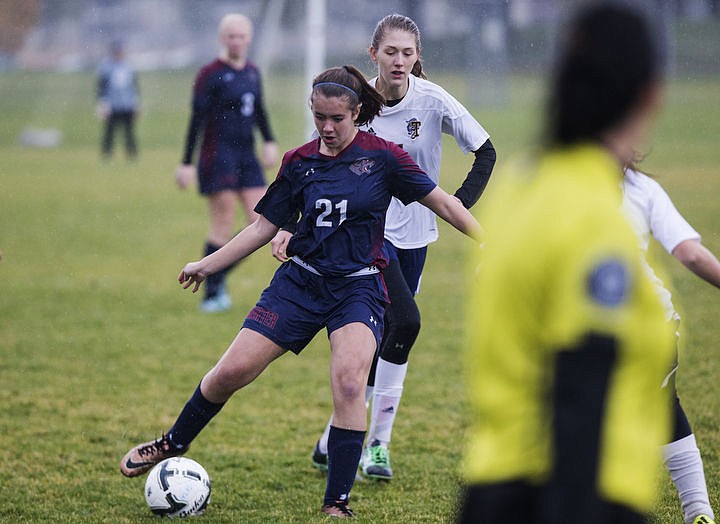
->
[175,13,278,313]
[121,65,480,519]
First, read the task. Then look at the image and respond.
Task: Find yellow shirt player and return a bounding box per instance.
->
[457,4,673,522]
[460,145,674,522]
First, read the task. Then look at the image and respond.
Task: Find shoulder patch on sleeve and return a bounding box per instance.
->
[586,259,630,307]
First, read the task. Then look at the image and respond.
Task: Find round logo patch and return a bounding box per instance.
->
[587,259,629,307]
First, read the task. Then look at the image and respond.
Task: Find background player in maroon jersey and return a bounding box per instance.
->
[175,13,278,312]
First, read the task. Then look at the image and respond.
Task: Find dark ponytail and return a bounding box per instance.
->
[311,65,385,126]
[547,3,663,146]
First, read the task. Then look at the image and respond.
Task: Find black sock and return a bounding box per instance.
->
[168,383,225,448]
[324,426,365,505]
[203,242,225,299]
[204,240,241,300]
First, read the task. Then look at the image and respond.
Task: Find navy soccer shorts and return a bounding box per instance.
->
[385,241,427,296]
[242,261,388,354]
[198,152,265,195]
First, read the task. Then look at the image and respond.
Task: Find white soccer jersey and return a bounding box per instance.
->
[360,75,490,248]
[622,168,700,318]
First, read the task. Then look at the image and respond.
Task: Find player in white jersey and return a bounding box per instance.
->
[623,166,720,524]
[364,73,489,248]
[273,14,496,480]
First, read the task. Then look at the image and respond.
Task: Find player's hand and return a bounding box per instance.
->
[178,261,207,293]
[261,142,279,169]
[175,164,196,190]
[270,230,293,262]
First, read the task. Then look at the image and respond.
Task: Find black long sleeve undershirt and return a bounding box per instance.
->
[181,110,203,165]
[453,138,497,209]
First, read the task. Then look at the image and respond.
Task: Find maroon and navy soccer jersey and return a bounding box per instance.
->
[181,59,274,192]
[256,131,437,277]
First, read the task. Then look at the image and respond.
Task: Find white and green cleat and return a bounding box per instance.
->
[360,440,393,480]
[693,515,716,524]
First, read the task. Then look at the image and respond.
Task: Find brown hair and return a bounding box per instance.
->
[370,13,426,79]
[311,65,385,127]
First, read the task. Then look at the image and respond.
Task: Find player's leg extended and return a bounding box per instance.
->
[120,329,285,477]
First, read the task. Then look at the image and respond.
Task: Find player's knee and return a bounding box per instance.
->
[397,309,421,341]
[332,371,366,404]
[204,363,252,399]
[204,372,236,399]
[381,309,421,363]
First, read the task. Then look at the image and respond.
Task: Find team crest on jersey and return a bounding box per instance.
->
[349,157,375,176]
[587,258,629,307]
[406,118,421,139]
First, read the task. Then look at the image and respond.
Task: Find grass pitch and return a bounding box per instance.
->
[1,68,719,522]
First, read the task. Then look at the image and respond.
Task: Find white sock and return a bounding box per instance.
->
[662,433,714,523]
[365,384,374,406]
[317,386,374,455]
[318,415,332,455]
[367,359,408,447]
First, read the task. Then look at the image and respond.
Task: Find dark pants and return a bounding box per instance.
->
[102,110,137,158]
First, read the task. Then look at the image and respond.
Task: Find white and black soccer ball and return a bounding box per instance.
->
[144,457,211,518]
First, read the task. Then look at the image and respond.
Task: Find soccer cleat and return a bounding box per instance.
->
[120,433,188,477]
[200,291,232,313]
[693,516,716,524]
[312,440,329,471]
[360,440,393,480]
[321,500,355,518]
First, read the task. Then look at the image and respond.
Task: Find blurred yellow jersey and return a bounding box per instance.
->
[462,144,675,513]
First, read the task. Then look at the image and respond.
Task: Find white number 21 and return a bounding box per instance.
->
[315,199,347,227]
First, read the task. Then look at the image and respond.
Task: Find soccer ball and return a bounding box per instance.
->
[144,457,211,518]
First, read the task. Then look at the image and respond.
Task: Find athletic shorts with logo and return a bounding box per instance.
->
[242,261,388,354]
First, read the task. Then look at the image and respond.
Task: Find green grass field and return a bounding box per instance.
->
[1,68,720,522]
